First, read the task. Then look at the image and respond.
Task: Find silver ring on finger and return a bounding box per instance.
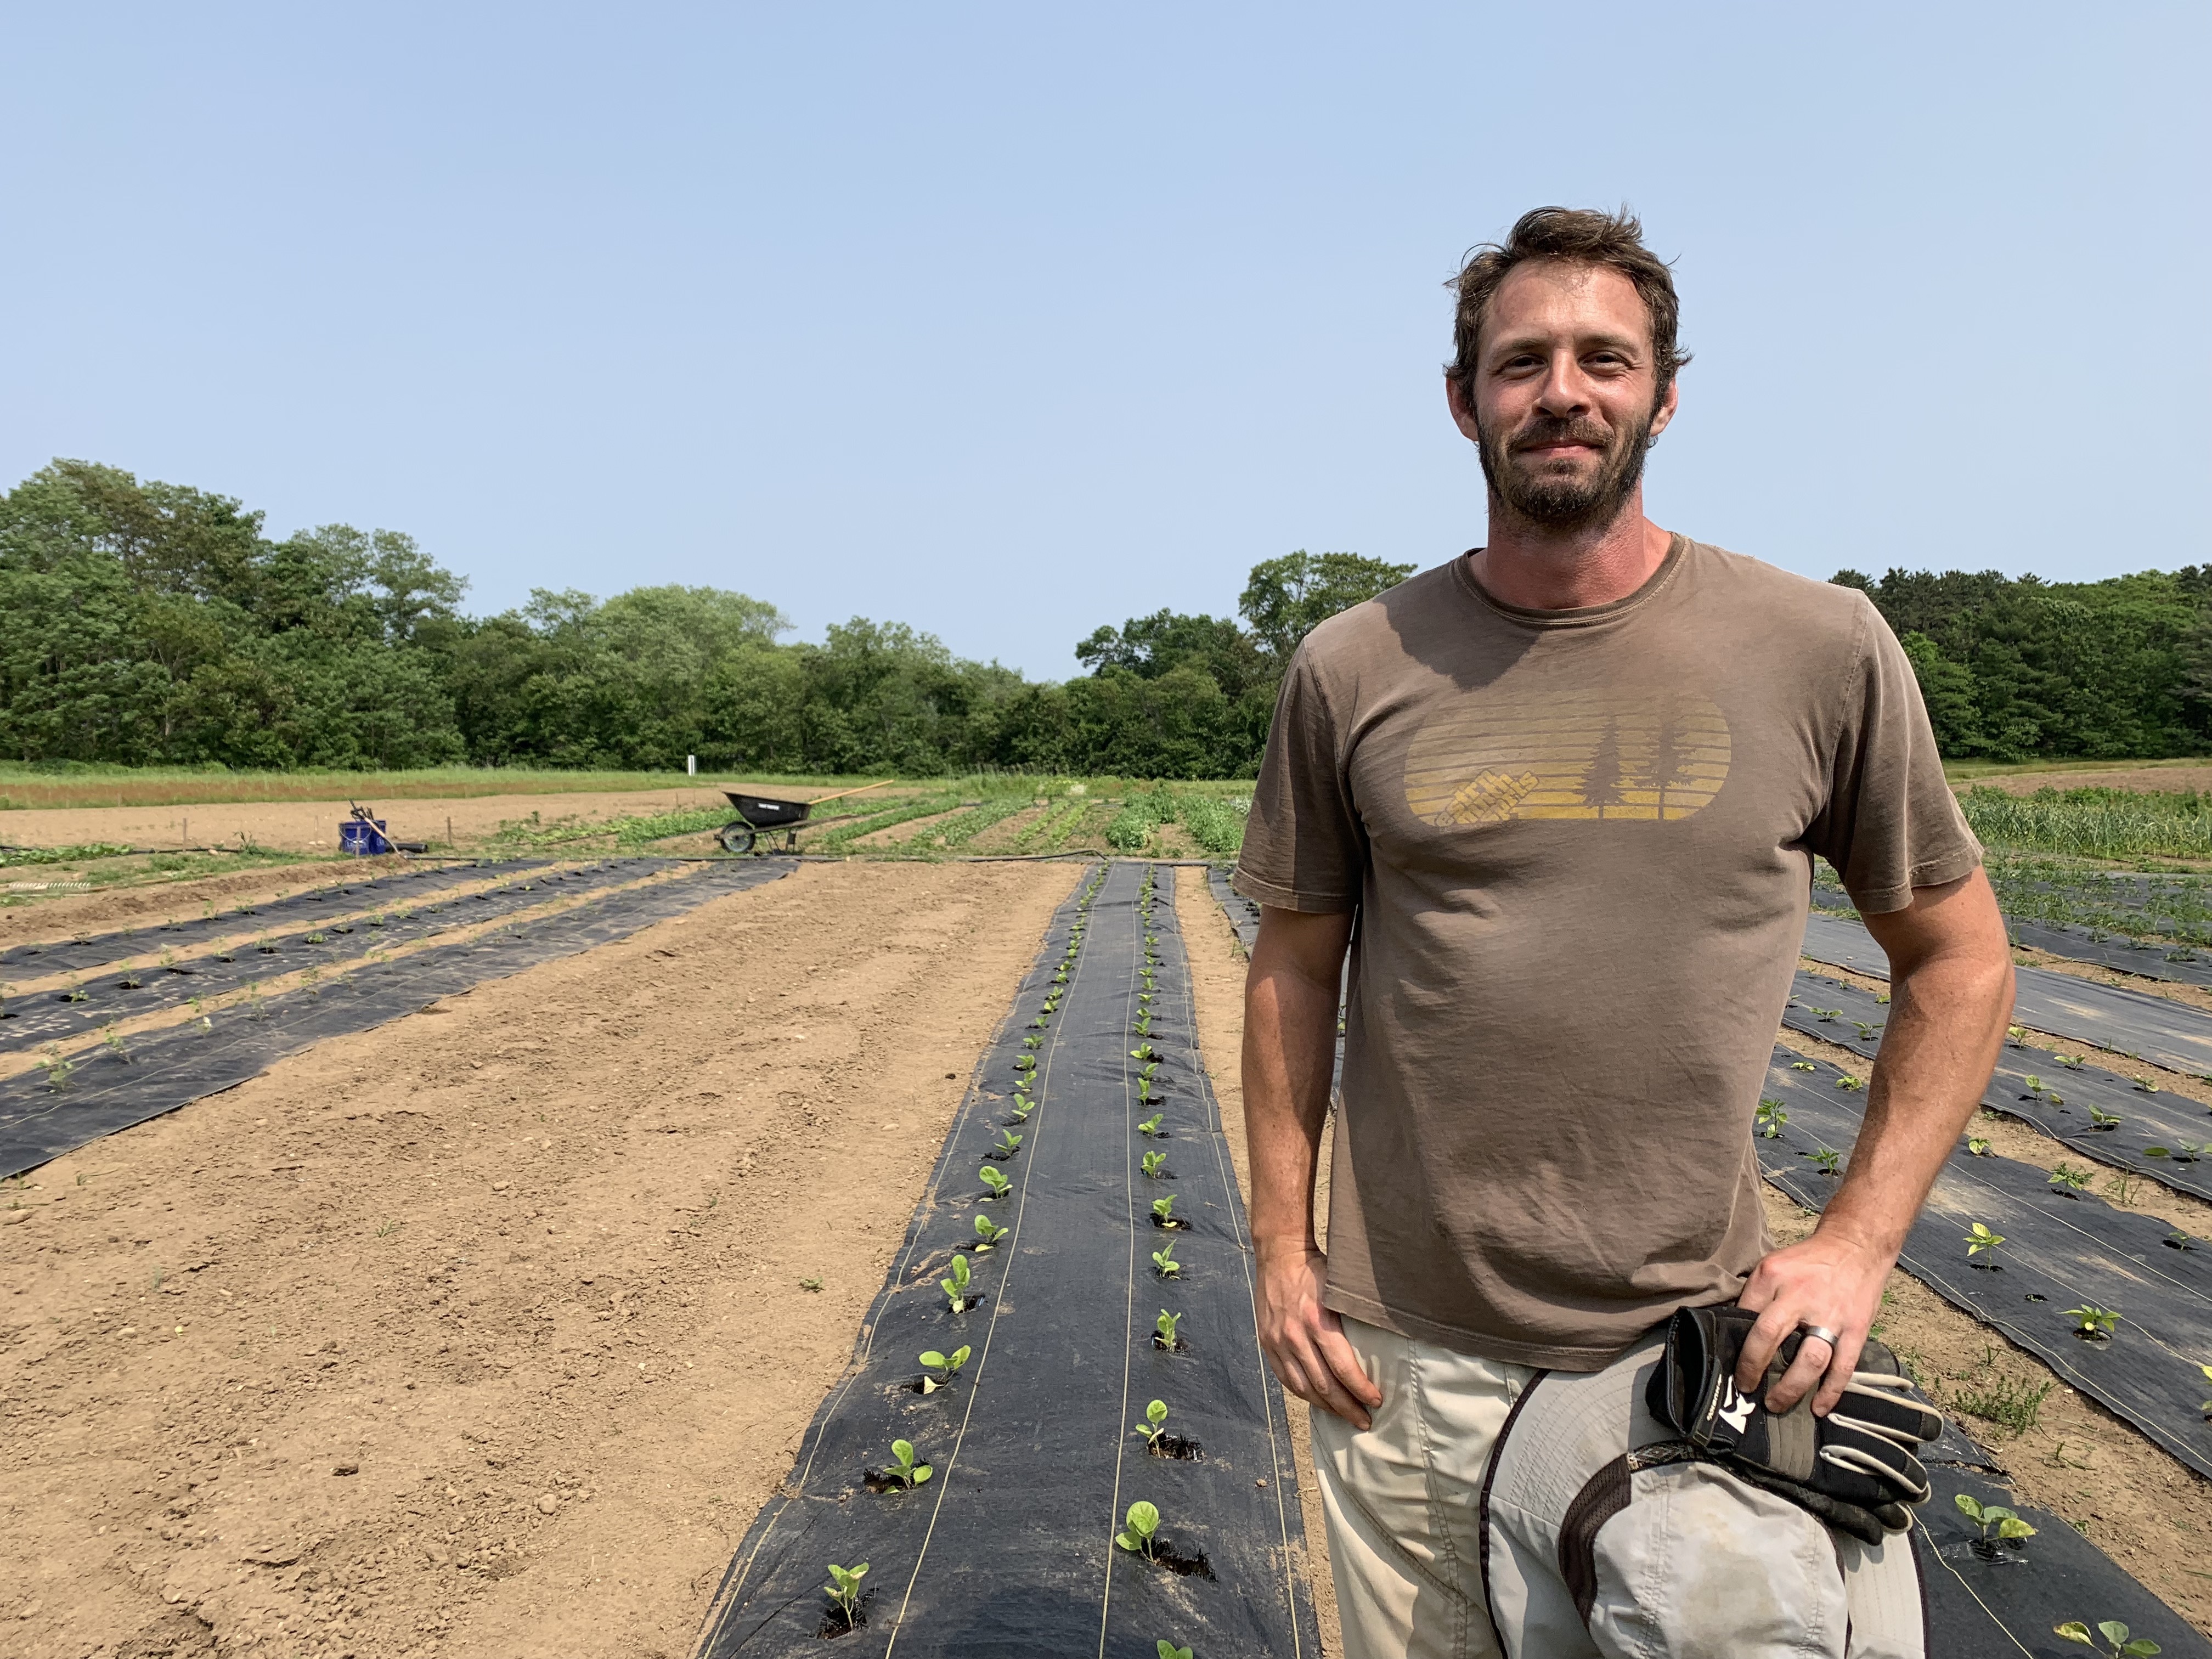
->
[1796,1322,1839,1347]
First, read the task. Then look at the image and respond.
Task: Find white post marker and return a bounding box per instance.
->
[687,754,697,776]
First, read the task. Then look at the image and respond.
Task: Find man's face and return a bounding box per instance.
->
[1448,259,1677,531]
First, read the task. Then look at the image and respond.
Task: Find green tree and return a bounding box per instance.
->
[1239,550,1416,659]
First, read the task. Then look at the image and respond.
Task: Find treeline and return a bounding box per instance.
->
[0,461,1409,777]
[1835,566,2212,761]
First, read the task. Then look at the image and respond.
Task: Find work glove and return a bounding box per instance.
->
[1646,1303,1942,1543]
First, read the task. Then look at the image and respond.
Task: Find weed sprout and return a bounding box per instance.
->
[2047,1164,2092,1194]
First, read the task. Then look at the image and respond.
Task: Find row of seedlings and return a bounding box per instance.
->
[821,862,1111,1638]
[1118,864,1207,1658]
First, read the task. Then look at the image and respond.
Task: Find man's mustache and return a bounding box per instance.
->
[1508,417,1615,454]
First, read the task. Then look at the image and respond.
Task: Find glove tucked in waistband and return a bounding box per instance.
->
[1646,1303,1942,1540]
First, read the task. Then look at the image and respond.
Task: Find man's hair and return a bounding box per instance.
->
[1444,206,1689,402]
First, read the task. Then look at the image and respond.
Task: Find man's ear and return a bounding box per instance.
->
[1444,374,1484,444]
[1647,373,1681,441]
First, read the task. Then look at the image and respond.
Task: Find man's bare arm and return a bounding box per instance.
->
[1243,904,1382,1427]
[1739,868,2015,1413]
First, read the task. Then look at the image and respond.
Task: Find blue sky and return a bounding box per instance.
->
[4,3,2205,679]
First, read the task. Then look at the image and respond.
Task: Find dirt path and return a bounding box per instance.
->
[1175,877,1342,1657]
[0,859,1080,1658]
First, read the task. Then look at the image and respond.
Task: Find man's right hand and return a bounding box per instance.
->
[1255,1240,1384,1430]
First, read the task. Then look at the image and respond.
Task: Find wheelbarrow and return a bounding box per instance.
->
[716,780,890,854]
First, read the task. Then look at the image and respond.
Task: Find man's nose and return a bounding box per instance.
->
[1533,350,1592,417]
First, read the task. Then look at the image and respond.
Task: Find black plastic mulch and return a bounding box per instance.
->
[0,859,794,1180]
[0,861,646,1054]
[0,859,533,976]
[1786,972,2212,1205]
[1814,883,2212,991]
[695,863,1320,1659]
[1802,910,2212,1076]
[1206,867,1257,953]
[1760,1048,2212,1480]
[1917,1464,2212,1658]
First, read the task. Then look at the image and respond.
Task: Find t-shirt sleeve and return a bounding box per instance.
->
[1805,595,1982,913]
[1233,646,1365,913]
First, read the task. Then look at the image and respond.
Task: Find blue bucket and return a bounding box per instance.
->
[338,818,391,856]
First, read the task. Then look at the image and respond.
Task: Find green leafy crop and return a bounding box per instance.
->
[1115,1500,1161,1560]
[824,1561,868,1628]
[883,1439,931,1489]
[1152,1243,1182,1278]
[2062,1304,2120,1340]
[918,1345,971,1390]
[1132,1398,1169,1448]
[1141,1150,1167,1178]
[940,1254,973,1313]
[973,1215,1009,1248]
[1155,1308,1182,1347]
[2053,1621,2160,1656]
[979,1165,1012,1199]
[1963,1222,2006,1262]
[1756,1099,1788,1138]
[1137,1114,1165,1137]
[1152,1195,1177,1224]
[1955,1492,2035,1545]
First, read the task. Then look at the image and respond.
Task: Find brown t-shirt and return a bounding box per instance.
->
[1234,537,1979,1370]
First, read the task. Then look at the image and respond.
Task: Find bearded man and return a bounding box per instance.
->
[1234,207,2014,1657]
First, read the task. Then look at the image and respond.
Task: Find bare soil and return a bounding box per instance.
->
[0,862,374,950]
[0,858,1080,1657]
[1176,878,1341,1657]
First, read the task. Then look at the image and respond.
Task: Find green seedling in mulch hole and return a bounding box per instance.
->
[101,1024,130,1064]
[1116,1500,1161,1560]
[1851,1021,1882,1041]
[2007,1025,2028,1046]
[1963,1222,2006,1269]
[992,1128,1024,1158]
[2047,1163,2092,1195]
[1133,1397,1169,1448]
[1805,1147,1842,1176]
[973,1214,1009,1249]
[1813,1007,1840,1022]
[1835,1074,1865,1092]
[2062,1304,2120,1341]
[1138,1114,1166,1137]
[2086,1105,2121,1131]
[1021,1035,1041,1050]
[2144,1140,2204,1163]
[1954,1492,2036,1559]
[304,931,327,945]
[62,977,87,1003]
[1789,1060,1815,1072]
[2024,1074,2044,1093]
[1155,1308,1185,1351]
[1953,1371,2054,1436]
[1133,1014,1153,1037]
[1152,1243,1182,1278]
[255,936,277,954]
[2166,1230,2198,1252]
[1967,1136,1993,1156]
[36,1047,74,1090]
[1152,1195,1187,1229]
[2054,1621,2161,1656]
[1159,1644,1194,1659]
[917,1345,970,1393]
[822,1561,868,1633]
[2133,1076,2159,1094]
[2057,1054,2085,1068]
[1142,1150,1169,1180]
[2198,1363,2212,1419]
[940,1254,974,1313]
[979,1165,1012,1200]
[1131,1045,1156,1062]
[1008,1099,1035,1124]
[867,1439,931,1492]
[116,971,144,990]
[1756,1099,1787,1138]
[1029,1015,1048,1031]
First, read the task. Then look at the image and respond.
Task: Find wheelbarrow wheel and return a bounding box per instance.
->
[718,821,757,855]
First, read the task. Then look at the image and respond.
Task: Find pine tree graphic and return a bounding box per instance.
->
[1649,702,1692,818]
[1582,717,1627,819]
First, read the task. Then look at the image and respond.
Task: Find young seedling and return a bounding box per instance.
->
[940,1254,974,1313]
[2062,1304,2120,1341]
[1954,1492,2036,1548]
[1137,1114,1165,1137]
[1132,1398,1169,1448]
[2086,1105,2122,1130]
[1155,1308,1183,1348]
[823,1562,868,1629]
[1807,1147,1842,1176]
[1851,1021,1882,1041]
[2024,1074,2043,1093]
[1142,1150,1168,1179]
[1115,1500,1161,1560]
[2197,1362,2211,1419]
[1835,1074,1865,1092]
[2007,1025,2028,1046]
[116,971,144,990]
[1152,1195,1178,1225]
[1756,1099,1788,1138]
[918,1345,971,1391]
[1963,1223,2006,1267]
[2145,1140,2205,1163]
[799,1277,824,1291]
[1008,1099,1035,1122]
[100,1024,130,1063]
[979,1165,1012,1199]
[995,1128,1024,1155]
[1151,1243,1181,1278]
[1813,1007,1841,1022]
[36,1047,73,1090]
[1022,1035,1042,1050]
[1790,1060,1815,1072]
[883,1438,932,1489]
[1158,1644,1194,1659]
[973,1214,1009,1249]
[1013,1054,1036,1073]
[2053,1621,2161,1657]
[2048,1163,2092,1194]
[1967,1136,1993,1156]
[1133,1013,1153,1037]
[2132,1076,2159,1094]
[1130,1044,1156,1062]
[63,976,87,1003]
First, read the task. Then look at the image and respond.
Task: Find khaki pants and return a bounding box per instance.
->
[1310,1316,1918,1659]
[1308,1314,1534,1659]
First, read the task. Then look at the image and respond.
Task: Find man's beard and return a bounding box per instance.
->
[1476,403,1654,532]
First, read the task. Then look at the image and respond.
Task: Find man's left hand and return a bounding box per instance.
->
[1734,1228,1894,1415]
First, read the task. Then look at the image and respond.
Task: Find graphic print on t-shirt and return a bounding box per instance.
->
[1402,686,1732,825]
